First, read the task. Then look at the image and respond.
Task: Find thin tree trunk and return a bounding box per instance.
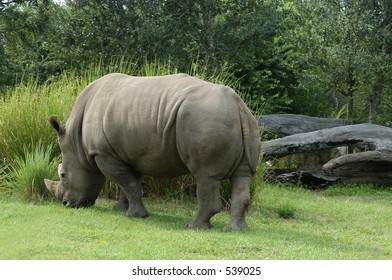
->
[369,80,383,124]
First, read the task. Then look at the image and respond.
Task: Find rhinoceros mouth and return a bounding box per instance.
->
[62,199,95,208]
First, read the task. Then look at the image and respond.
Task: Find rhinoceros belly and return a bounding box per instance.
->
[114,133,190,178]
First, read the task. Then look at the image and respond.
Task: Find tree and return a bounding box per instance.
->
[161,0,295,113]
[0,0,66,84]
[1,0,295,115]
[282,0,392,124]
[359,0,392,124]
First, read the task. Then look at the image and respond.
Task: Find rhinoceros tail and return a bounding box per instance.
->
[238,103,261,175]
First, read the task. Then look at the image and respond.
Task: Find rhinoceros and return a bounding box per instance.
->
[44,73,260,230]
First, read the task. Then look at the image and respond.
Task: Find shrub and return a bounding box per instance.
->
[1,144,59,202]
[0,76,78,165]
[276,204,297,219]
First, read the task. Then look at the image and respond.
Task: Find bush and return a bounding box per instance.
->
[1,144,59,202]
[0,76,79,165]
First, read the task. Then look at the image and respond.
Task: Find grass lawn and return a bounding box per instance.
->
[0,183,391,260]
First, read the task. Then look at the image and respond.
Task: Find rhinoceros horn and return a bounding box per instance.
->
[44,179,63,201]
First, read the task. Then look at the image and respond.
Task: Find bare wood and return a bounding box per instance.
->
[262,123,392,159]
[260,116,392,186]
[259,114,351,135]
[322,150,392,184]
[268,150,392,187]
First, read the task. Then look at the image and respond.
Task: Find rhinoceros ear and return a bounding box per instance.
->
[49,116,65,135]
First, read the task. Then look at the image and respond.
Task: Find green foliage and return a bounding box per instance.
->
[282,0,392,123]
[1,0,391,123]
[0,75,78,164]
[142,175,196,201]
[0,143,58,202]
[142,58,178,77]
[275,203,297,220]
[0,59,139,165]
[1,0,290,114]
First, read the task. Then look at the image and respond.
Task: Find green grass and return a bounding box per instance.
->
[1,183,391,260]
[0,74,80,164]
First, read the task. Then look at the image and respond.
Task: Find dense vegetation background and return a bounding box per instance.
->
[1,0,391,124]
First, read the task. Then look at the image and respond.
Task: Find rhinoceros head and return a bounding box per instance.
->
[44,116,105,208]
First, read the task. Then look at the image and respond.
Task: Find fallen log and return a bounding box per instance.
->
[322,150,392,184]
[268,150,392,187]
[262,123,392,159]
[268,168,338,189]
[259,114,351,135]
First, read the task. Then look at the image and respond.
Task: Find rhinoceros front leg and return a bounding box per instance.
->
[95,155,149,218]
[113,190,129,211]
[186,177,222,229]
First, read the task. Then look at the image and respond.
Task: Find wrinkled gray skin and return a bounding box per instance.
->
[45,73,261,230]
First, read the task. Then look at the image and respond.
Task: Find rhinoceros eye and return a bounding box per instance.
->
[60,172,66,179]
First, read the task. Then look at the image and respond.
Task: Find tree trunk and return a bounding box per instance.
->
[369,80,383,124]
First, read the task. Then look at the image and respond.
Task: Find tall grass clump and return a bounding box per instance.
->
[79,57,138,83]
[142,58,178,76]
[0,77,78,164]
[1,144,59,202]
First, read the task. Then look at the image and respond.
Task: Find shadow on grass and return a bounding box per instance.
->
[148,213,191,229]
[92,198,230,231]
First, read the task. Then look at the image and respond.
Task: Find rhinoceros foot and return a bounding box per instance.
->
[186,220,213,230]
[125,204,149,218]
[223,221,249,232]
[113,201,129,211]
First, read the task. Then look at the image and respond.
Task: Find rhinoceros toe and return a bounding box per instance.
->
[223,221,249,232]
[113,201,129,211]
[185,220,213,230]
[125,205,149,218]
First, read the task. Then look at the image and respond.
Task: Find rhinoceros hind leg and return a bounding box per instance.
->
[95,155,149,218]
[224,173,251,231]
[186,177,222,229]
